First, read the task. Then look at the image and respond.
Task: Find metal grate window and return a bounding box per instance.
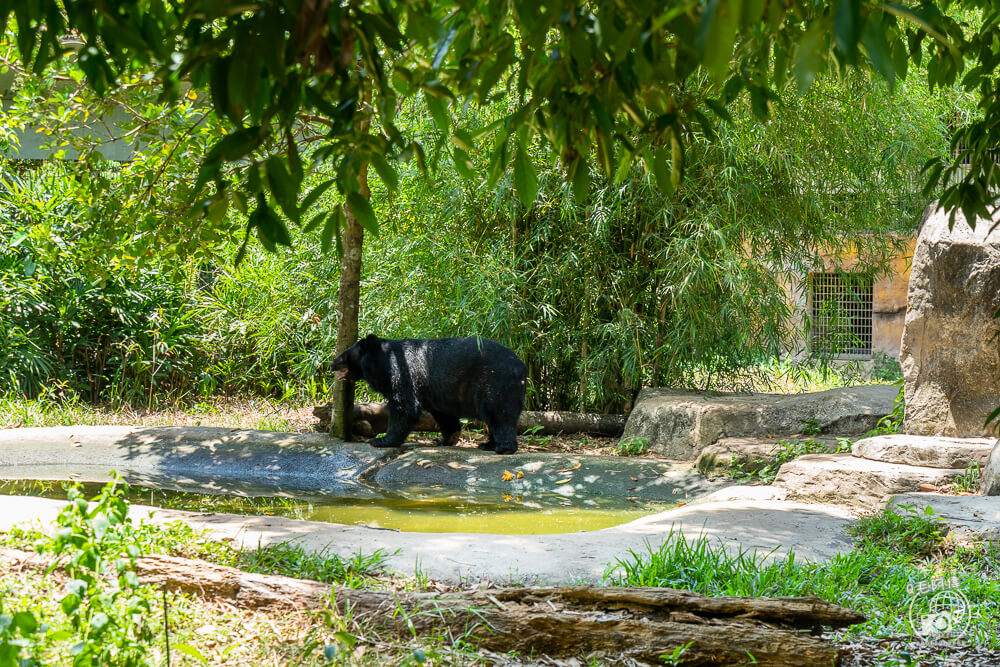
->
[809,273,873,357]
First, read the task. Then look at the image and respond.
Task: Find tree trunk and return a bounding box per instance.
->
[0,548,860,667]
[330,86,372,442]
[316,401,625,437]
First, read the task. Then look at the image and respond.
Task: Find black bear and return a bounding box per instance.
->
[331,335,527,454]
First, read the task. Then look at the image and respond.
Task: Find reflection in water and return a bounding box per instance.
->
[0,479,672,535]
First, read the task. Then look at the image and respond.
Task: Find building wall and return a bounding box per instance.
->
[782,235,916,361]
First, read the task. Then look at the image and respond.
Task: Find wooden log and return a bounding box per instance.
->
[313,403,627,438]
[0,548,861,666]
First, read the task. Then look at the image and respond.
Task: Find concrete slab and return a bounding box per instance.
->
[0,494,858,585]
[853,434,994,469]
[888,492,1000,542]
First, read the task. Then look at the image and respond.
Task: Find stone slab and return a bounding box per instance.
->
[0,426,732,505]
[852,434,994,469]
[888,493,1000,542]
[622,385,899,459]
[774,453,965,509]
[0,494,857,585]
[0,426,387,498]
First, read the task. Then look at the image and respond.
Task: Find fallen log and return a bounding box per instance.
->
[313,402,627,438]
[0,548,862,665]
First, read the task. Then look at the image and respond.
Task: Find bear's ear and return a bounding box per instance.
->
[360,334,379,350]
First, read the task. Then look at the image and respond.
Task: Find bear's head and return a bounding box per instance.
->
[330,334,380,381]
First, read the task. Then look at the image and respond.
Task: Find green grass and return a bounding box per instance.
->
[604,505,1000,648]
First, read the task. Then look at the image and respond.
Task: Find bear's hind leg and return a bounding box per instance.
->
[429,411,461,447]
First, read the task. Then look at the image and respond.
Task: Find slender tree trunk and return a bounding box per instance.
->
[330,86,372,441]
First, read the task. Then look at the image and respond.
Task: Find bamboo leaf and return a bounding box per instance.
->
[346,192,378,235]
[513,147,537,208]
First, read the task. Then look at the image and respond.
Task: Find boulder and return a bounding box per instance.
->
[900,204,1000,437]
[982,439,1000,495]
[852,434,994,469]
[773,453,965,508]
[621,386,899,460]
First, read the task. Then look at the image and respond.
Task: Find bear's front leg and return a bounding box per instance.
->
[370,401,419,448]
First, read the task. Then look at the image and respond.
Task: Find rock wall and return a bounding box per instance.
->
[900,204,1000,437]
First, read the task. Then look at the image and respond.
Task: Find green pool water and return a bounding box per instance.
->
[0,479,671,534]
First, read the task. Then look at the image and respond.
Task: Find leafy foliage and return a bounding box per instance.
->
[0,0,987,254]
[0,478,159,666]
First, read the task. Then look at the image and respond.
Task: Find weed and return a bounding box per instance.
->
[236,542,392,588]
[661,641,693,665]
[953,462,982,494]
[523,425,554,448]
[801,418,823,436]
[616,437,649,456]
[730,437,852,484]
[867,384,905,436]
[847,503,947,560]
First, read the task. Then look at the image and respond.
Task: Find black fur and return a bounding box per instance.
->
[331,335,527,454]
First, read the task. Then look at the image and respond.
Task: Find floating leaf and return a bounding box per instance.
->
[501,470,515,481]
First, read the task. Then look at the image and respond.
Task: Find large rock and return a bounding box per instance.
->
[621,386,899,460]
[982,439,1000,495]
[774,453,965,508]
[852,434,994,469]
[901,204,1000,437]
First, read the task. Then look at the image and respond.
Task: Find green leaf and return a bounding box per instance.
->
[303,210,326,234]
[321,208,343,254]
[513,147,537,208]
[424,93,450,133]
[697,0,742,81]
[61,593,81,615]
[93,513,109,541]
[794,23,827,93]
[652,146,674,196]
[453,148,476,180]
[12,611,37,635]
[369,153,399,191]
[346,192,378,235]
[89,612,109,634]
[985,404,1000,429]
[432,26,457,70]
[833,0,862,65]
[571,159,590,205]
[173,644,210,664]
[670,132,684,188]
[301,179,335,213]
[862,18,895,88]
[249,196,292,250]
[265,156,300,222]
